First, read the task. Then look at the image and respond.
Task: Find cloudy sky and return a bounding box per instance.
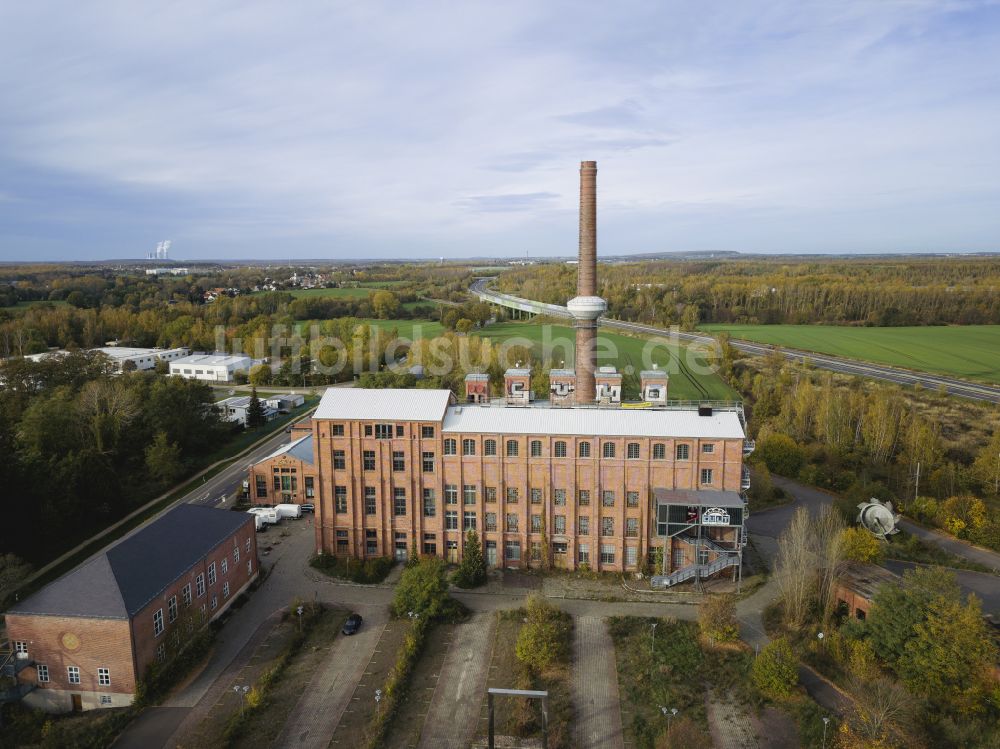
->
[1,1,999,260]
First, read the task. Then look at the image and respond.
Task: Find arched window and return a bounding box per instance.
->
[462,438,476,456]
[530,440,542,457]
[603,442,616,459]
[484,439,497,456]
[554,441,567,457]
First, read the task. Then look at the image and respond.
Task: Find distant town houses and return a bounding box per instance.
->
[5,505,258,713]
[202,287,242,303]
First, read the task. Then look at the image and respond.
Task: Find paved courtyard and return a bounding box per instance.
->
[572,617,624,749]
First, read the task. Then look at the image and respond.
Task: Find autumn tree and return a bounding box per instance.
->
[751,637,797,698]
[145,431,183,484]
[698,594,739,643]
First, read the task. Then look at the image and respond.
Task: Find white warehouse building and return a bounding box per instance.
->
[169,353,255,383]
[25,346,189,373]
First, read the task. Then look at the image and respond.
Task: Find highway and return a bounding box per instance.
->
[470,278,1000,404]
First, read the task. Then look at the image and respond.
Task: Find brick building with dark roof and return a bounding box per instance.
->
[5,505,258,713]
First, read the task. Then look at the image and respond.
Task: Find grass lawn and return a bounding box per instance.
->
[699,323,1000,383]
[475,610,575,749]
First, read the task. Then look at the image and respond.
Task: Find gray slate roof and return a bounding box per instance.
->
[10,505,252,620]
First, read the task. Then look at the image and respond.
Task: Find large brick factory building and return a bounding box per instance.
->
[5,505,257,712]
[255,161,753,583]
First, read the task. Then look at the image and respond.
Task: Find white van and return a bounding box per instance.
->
[275,503,302,520]
[248,508,279,524]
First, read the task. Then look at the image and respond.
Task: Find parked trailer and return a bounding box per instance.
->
[248,508,279,524]
[275,503,302,519]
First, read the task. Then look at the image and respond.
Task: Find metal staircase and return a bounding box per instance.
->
[651,554,740,589]
[675,533,733,555]
[0,646,34,704]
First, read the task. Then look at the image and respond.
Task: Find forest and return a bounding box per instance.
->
[496,256,1000,327]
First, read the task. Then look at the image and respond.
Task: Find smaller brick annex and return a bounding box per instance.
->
[5,505,258,713]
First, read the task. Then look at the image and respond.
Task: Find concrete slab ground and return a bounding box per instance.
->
[572,616,624,749]
[418,612,497,749]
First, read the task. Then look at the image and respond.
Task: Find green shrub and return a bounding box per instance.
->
[698,594,740,643]
[751,637,798,698]
[309,554,394,584]
[755,433,805,477]
[451,530,487,588]
[514,594,572,672]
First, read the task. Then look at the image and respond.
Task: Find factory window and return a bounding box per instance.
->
[506,440,519,457]
[36,665,49,683]
[700,469,714,485]
[484,439,497,456]
[374,423,393,439]
[421,425,435,438]
[578,489,590,506]
[392,451,405,472]
[603,442,616,459]
[156,643,166,663]
[423,534,437,555]
[485,512,498,531]
[505,541,521,561]
[211,595,218,611]
[626,518,639,537]
[101,695,113,706]
[365,424,373,437]
[248,559,253,575]
[531,488,542,504]
[602,490,615,507]
[652,443,666,460]
[554,441,567,457]
[396,424,405,437]
[246,538,252,554]
[464,511,477,531]
[365,486,377,515]
[168,595,178,623]
[68,666,80,684]
[423,489,436,517]
[153,608,164,637]
[531,514,543,532]
[394,488,407,516]
[363,451,376,470]
[422,451,435,472]
[702,443,715,454]
[626,491,640,508]
[530,542,542,561]
[255,475,267,498]
[676,444,690,460]
[554,489,566,506]
[579,516,590,535]
[485,486,497,503]
[627,443,640,459]
[506,487,519,503]
[601,517,614,537]
[578,544,590,564]
[332,424,344,436]
[305,476,314,498]
[600,545,615,564]
[208,562,217,586]
[445,511,458,530]
[221,557,229,575]
[625,546,638,567]
[530,440,542,457]
[506,513,519,532]
[579,441,591,458]
[14,641,27,654]
[333,450,346,469]
[553,542,568,556]
[463,439,476,456]
[98,668,111,686]
[196,573,205,598]
[445,484,458,504]
[335,486,348,513]
[444,438,457,455]
[464,485,477,504]
[223,581,230,598]
[554,515,566,534]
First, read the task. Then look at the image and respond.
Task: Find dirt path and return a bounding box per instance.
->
[572,616,624,749]
[274,606,388,749]
[417,612,497,749]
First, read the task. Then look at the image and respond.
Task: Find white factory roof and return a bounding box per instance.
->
[260,434,314,465]
[315,387,454,422]
[93,346,187,360]
[172,353,252,367]
[441,402,745,439]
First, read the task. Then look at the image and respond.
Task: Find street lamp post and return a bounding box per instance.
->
[296,605,304,633]
[822,717,830,749]
[649,622,658,681]
[232,685,250,715]
[375,688,382,718]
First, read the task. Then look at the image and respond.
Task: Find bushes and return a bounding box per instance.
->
[751,637,798,698]
[365,616,429,749]
[754,433,806,477]
[514,594,572,671]
[841,527,884,563]
[309,553,394,584]
[698,594,740,643]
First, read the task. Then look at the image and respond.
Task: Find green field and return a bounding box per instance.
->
[478,320,735,400]
[699,324,1000,383]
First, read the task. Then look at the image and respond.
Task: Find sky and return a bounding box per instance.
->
[1,1,999,261]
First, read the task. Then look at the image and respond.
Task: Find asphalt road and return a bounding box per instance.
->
[470,279,1000,403]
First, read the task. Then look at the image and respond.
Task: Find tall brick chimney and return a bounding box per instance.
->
[566,160,606,403]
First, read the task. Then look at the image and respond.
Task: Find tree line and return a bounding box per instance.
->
[497,256,1000,326]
